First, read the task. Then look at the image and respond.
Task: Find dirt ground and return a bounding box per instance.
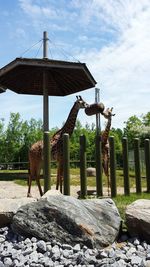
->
[0,180,136,199]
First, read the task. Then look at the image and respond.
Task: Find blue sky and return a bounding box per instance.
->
[0,0,150,130]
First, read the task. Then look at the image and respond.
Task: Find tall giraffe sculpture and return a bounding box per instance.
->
[101,107,115,195]
[27,96,88,197]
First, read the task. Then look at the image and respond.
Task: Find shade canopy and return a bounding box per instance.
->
[0,86,6,94]
[0,57,96,96]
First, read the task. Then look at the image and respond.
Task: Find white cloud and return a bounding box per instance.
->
[73,0,150,129]
[19,0,58,18]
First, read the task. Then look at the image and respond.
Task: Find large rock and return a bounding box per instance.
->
[86,167,96,177]
[12,195,121,249]
[125,199,150,242]
[0,198,37,227]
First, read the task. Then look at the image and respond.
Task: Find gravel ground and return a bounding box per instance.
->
[0,181,83,199]
[0,226,150,267]
[0,181,137,199]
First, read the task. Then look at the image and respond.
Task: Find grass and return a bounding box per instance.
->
[12,168,146,188]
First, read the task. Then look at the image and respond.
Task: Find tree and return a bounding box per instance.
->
[0,118,5,163]
[142,112,150,126]
[5,113,23,162]
[123,115,142,149]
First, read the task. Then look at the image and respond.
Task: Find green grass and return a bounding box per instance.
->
[1,168,147,188]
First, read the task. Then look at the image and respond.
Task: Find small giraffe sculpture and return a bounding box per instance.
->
[101,107,115,195]
[27,96,89,197]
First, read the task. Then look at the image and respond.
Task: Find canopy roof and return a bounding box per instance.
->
[0,57,96,96]
[0,86,6,93]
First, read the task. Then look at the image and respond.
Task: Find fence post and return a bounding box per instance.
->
[63,133,70,195]
[134,138,141,194]
[80,135,87,198]
[43,131,51,194]
[95,135,103,197]
[144,139,150,193]
[122,137,130,195]
[109,136,117,197]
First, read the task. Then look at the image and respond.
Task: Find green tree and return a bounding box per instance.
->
[5,113,23,162]
[0,118,6,163]
[123,115,142,149]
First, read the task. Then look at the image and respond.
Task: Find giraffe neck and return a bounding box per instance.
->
[101,117,112,144]
[61,102,80,136]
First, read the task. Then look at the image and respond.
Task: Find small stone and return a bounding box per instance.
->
[46,243,52,252]
[0,261,4,267]
[31,237,37,243]
[3,257,13,266]
[22,247,33,256]
[62,244,73,250]
[0,235,5,243]
[100,250,108,258]
[137,244,145,252]
[147,253,150,260]
[29,251,38,263]
[117,259,126,266]
[24,238,32,245]
[126,247,137,257]
[37,240,47,253]
[108,247,116,258]
[142,241,148,250]
[145,260,150,267]
[73,244,81,252]
[133,238,140,246]
[131,255,142,265]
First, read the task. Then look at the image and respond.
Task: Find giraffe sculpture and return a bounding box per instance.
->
[27,96,89,197]
[101,107,115,195]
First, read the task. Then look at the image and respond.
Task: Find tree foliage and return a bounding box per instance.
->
[0,111,149,165]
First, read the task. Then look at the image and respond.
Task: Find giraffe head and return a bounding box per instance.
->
[75,95,89,109]
[102,107,115,119]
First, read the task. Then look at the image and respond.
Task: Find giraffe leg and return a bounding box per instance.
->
[27,162,32,197]
[35,165,43,197]
[36,176,43,196]
[27,173,32,197]
[103,158,110,196]
[56,160,63,192]
[59,162,63,193]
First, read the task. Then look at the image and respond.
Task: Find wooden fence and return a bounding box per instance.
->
[60,134,150,198]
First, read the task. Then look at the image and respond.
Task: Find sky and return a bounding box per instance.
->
[0,0,150,130]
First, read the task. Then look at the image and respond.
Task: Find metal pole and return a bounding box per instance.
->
[43,31,49,131]
[43,31,50,194]
[43,31,48,59]
[95,135,103,197]
[95,88,101,135]
[44,131,51,193]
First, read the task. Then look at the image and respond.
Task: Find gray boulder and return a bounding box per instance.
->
[12,194,121,249]
[0,198,37,227]
[125,199,150,242]
[86,167,96,177]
